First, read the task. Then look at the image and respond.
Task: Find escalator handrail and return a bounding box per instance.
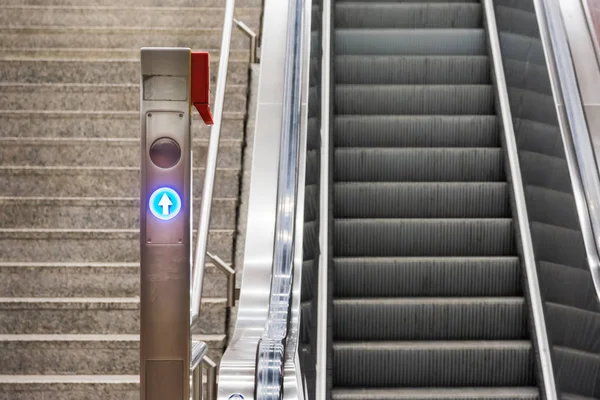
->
[533,0,600,308]
[315,0,332,397]
[483,2,558,398]
[254,0,305,398]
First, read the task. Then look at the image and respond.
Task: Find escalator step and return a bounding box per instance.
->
[334,218,514,257]
[333,341,535,387]
[332,387,540,400]
[334,115,499,148]
[335,85,494,115]
[336,29,486,56]
[333,297,526,341]
[513,118,565,158]
[333,257,522,297]
[335,3,482,29]
[335,55,490,84]
[334,148,504,182]
[545,302,600,353]
[530,221,587,270]
[513,151,572,193]
[552,346,600,399]
[334,182,509,218]
[337,0,480,2]
[538,261,600,313]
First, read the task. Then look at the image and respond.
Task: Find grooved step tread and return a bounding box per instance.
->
[332,387,540,400]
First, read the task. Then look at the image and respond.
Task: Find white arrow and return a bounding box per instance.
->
[158,193,173,216]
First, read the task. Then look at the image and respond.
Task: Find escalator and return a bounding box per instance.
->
[220,0,600,399]
[330,0,537,398]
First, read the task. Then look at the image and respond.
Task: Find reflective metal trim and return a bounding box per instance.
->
[254,0,305,398]
[217,0,297,398]
[535,0,600,309]
[315,0,331,398]
[482,2,558,399]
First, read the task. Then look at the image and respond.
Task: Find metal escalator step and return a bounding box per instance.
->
[335,29,485,56]
[334,219,514,257]
[513,118,565,159]
[333,297,526,341]
[333,257,521,297]
[545,302,600,353]
[334,182,509,218]
[334,148,504,182]
[494,6,538,39]
[333,341,535,387]
[334,115,499,148]
[562,393,600,400]
[553,346,600,399]
[538,261,600,313]
[335,3,482,29]
[518,151,572,194]
[335,55,490,85]
[494,0,536,13]
[530,221,587,270]
[335,85,494,115]
[507,87,558,126]
[524,186,579,231]
[332,387,540,400]
[337,0,480,2]
[503,58,552,97]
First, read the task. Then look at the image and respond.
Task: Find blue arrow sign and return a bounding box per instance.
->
[149,187,182,221]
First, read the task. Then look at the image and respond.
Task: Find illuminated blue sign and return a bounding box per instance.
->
[149,187,182,221]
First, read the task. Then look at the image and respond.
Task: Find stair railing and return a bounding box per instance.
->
[189,0,237,398]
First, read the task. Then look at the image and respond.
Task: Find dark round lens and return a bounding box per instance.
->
[149,137,181,169]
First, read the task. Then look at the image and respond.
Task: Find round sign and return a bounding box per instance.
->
[148,187,182,221]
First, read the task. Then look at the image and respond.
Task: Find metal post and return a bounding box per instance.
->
[140,47,193,400]
[193,366,201,400]
[203,356,218,400]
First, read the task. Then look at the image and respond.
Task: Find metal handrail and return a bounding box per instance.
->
[534,0,600,304]
[482,2,558,398]
[234,19,259,64]
[191,0,235,326]
[191,340,218,400]
[315,0,331,397]
[254,0,305,398]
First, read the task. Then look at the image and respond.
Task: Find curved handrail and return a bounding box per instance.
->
[534,0,600,305]
[191,0,236,326]
[254,0,305,398]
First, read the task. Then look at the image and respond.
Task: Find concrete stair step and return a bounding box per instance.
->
[0,58,249,85]
[0,26,251,49]
[0,261,230,298]
[0,297,226,334]
[0,229,234,263]
[0,196,237,230]
[0,166,240,198]
[0,333,225,374]
[0,138,242,168]
[0,6,261,28]
[0,47,250,60]
[0,0,262,6]
[0,110,245,139]
[0,375,139,400]
[0,83,247,112]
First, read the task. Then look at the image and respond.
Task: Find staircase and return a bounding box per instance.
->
[330,0,538,398]
[0,0,259,398]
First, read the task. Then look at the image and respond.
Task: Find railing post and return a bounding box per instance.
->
[140,47,193,400]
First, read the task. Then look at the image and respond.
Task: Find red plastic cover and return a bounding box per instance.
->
[191,52,214,126]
